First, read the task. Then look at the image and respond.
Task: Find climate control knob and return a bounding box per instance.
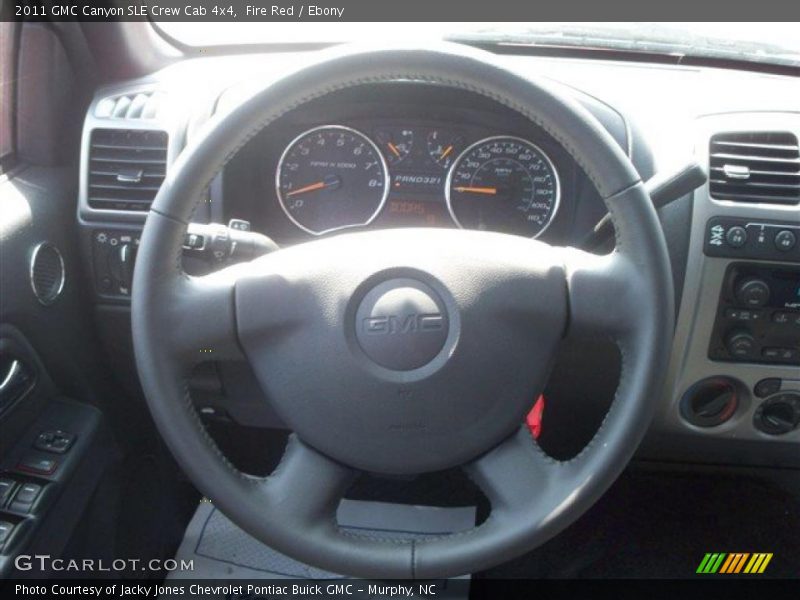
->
[734,277,770,308]
[725,330,757,360]
[754,393,800,435]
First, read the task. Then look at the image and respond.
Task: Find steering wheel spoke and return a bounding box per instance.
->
[464,428,560,522]
[562,248,643,340]
[260,435,356,530]
[164,264,250,366]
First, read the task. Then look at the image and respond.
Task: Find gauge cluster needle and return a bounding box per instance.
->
[286,181,329,197]
[440,145,454,160]
[387,143,402,158]
[454,186,498,195]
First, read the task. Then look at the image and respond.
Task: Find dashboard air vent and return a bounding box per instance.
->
[709,131,800,204]
[30,243,65,305]
[88,129,168,211]
[95,91,165,120]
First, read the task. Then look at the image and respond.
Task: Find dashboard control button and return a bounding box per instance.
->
[775,229,797,252]
[680,377,739,428]
[762,347,798,361]
[734,277,770,308]
[772,311,791,324]
[725,330,757,359]
[183,233,205,250]
[725,226,747,248]
[754,392,800,435]
[725,308,762,322]
[754,378,782,398]
[228,219,251,232]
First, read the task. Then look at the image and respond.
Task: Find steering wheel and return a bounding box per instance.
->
[132,43,674,578]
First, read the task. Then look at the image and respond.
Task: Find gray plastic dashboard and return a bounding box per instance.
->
[655,113,800,451]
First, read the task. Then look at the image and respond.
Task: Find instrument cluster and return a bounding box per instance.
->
[274,122,561,239]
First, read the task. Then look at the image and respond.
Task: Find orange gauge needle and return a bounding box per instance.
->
[440,145,454,160]
[387,142,402,158]
[286,181,327,197]
[454,186,497,195]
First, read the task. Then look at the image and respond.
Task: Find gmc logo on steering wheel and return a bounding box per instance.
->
[362,313,444,335]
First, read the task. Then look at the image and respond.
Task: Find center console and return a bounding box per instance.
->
[654,113,800,463]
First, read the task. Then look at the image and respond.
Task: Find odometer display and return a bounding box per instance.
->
[276,125,389,235]
[446,136,560,238]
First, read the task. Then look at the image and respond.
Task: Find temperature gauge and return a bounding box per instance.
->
[375,128,414,166]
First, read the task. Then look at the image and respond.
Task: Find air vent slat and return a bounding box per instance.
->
[95,91,165,120]
[710,167,800,178]
[710,179,800,190]
[88,129,168,212]
[711,152,800,164]
[712,141,799,151]
[709,131,800,205]
[90,156,166,165]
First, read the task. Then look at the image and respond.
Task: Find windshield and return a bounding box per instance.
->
[158,22,800,68]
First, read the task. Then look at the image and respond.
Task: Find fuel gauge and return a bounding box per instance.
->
[427,130,463,169]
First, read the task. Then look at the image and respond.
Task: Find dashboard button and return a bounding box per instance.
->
[772,311,791,325]
[228,219,251,232]
[774,230,796,252]
[725,226,747,248]
[725,308,762,322]
[734,277,771,308]
[726,331,757,359]
[762,347,798,361]
[754,378,782,398]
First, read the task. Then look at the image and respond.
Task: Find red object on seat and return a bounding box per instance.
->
[526,395,546,439]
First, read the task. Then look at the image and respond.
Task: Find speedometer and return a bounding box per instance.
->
[445,136,560,238]
[276,125,389,235]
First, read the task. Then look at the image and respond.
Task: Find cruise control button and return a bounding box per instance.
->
[774,230,796,252]
[725,226,747,248]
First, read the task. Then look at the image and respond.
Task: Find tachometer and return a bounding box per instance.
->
[445,136,560,238]
[276,125,389,235]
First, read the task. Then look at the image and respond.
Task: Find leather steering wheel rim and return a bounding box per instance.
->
[132,43,674,578]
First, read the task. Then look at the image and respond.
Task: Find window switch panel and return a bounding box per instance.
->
[34,430,76,454]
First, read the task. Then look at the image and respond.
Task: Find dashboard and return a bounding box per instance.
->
[75,49,800,469]
[220,85,601,247]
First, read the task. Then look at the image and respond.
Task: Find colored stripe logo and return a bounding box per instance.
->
[696,552,773,574]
